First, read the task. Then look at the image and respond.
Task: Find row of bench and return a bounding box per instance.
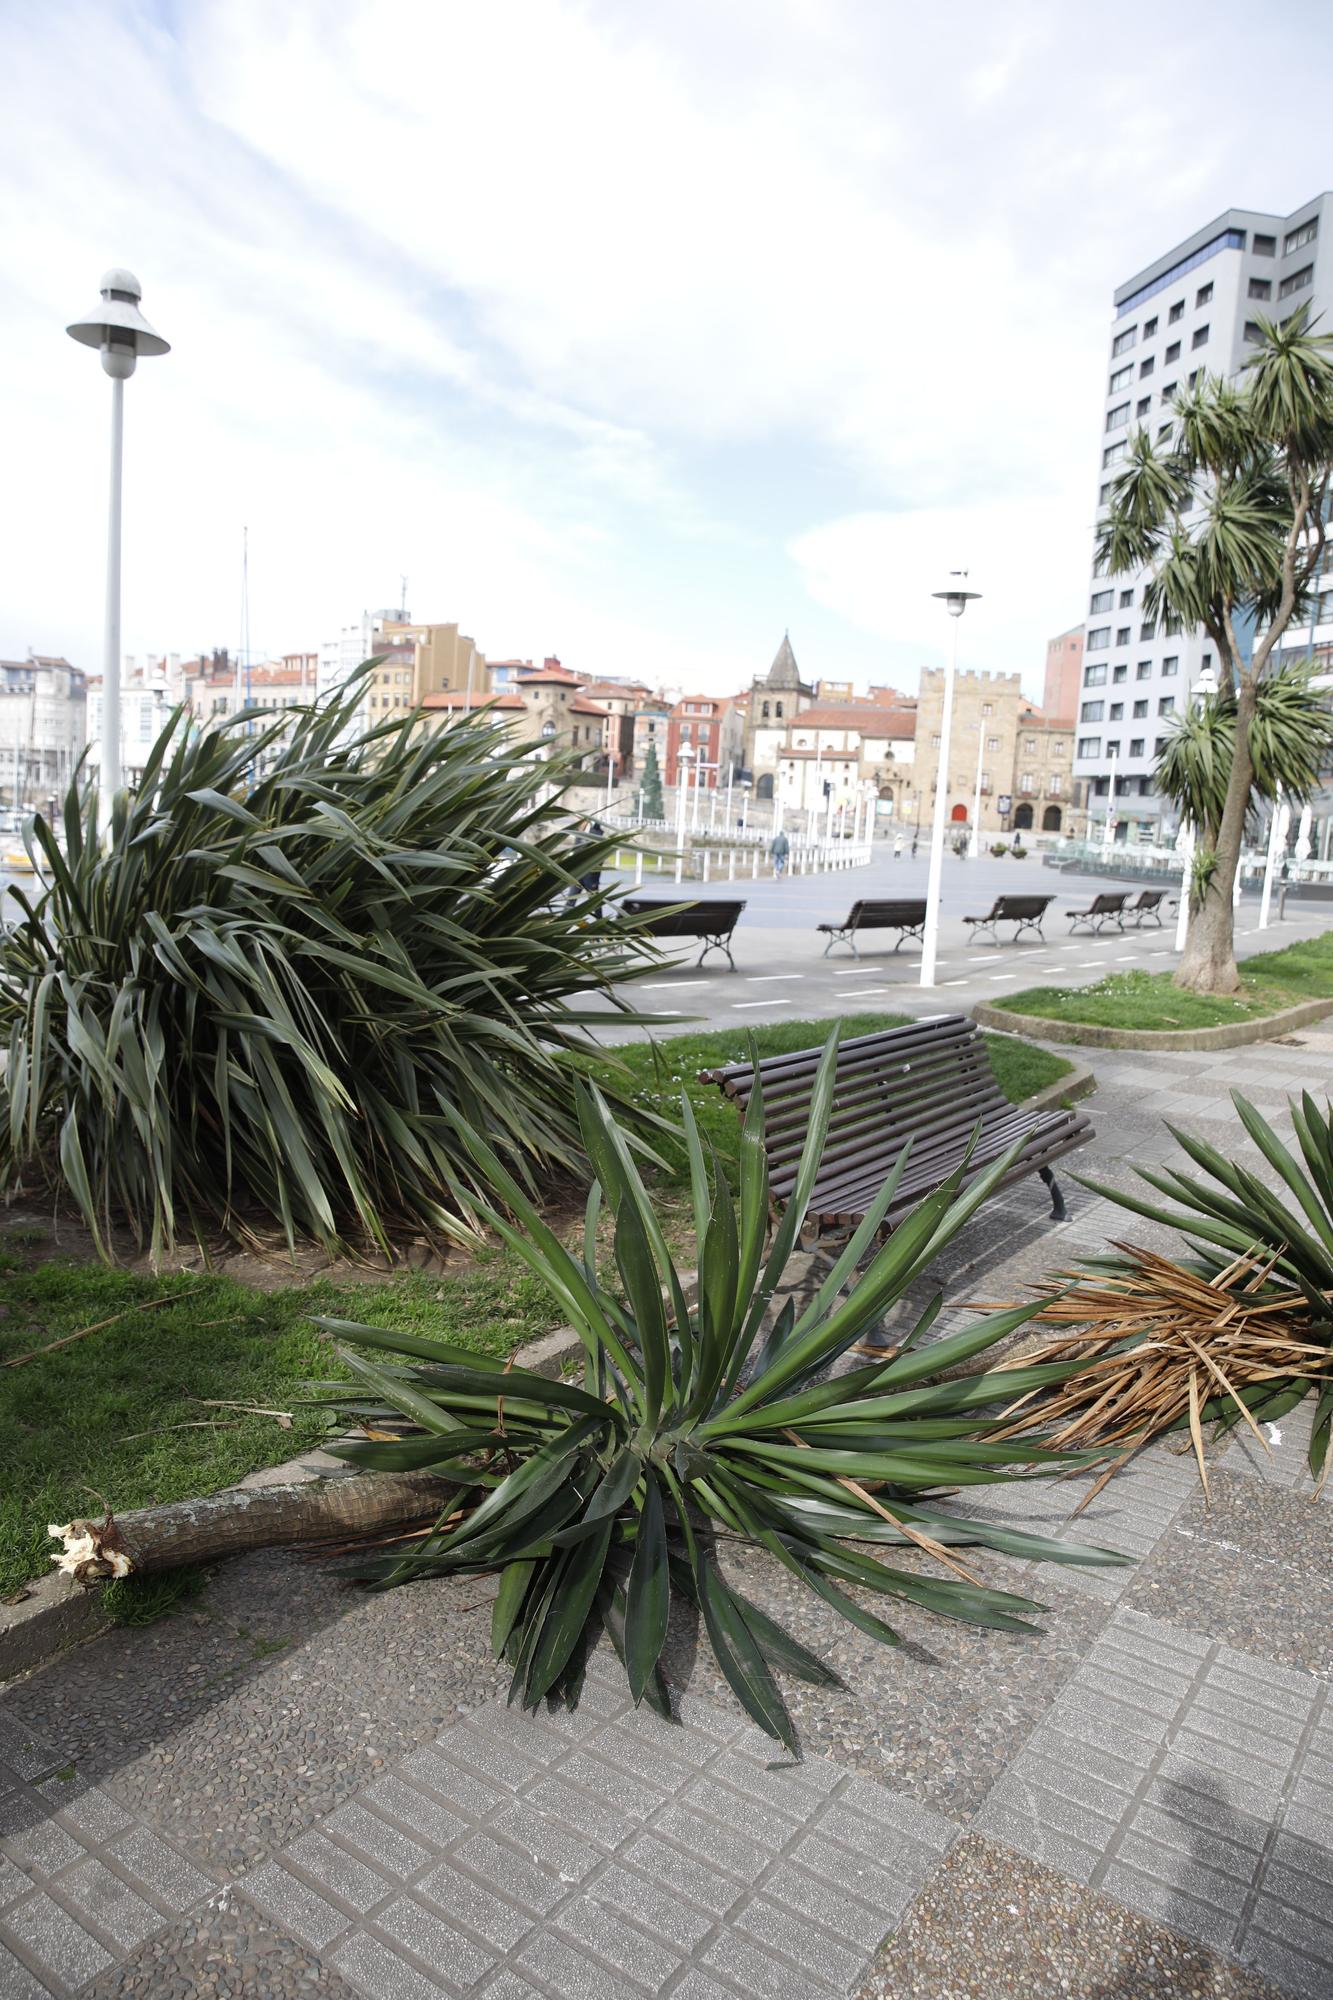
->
[625,887,1172,966]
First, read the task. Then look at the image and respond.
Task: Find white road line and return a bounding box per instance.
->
[942,978,967,986]
[839,986,892,997]
[988,974,1018,982]
[1077,960,1103,968]
[731,999,785,1009]
[641,980,707,990]
[1114,953,1137,961]
[1148,950,1173,957]
[745,974,802,982]
[830,967,869,976]
[968,955,997,963]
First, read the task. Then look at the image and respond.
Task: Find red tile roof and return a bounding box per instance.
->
[421,690,526,710]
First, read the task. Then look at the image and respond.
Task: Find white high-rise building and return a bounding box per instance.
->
[1074,194,1333,845]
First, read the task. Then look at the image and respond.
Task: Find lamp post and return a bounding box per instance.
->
[1102,749,1119,853]
[605,740,616,812]
[1173,659,1219,953]
[66,270,170,834]
[740,775,752,834]
[968,718,985,859]
[921,573,981,986]
[1258,784,1290,929]
[675,743,694,883]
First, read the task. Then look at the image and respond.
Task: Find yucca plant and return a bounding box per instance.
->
[0,680,658,1260]
[1079,1089,1333,1488]
[314,1034,1125,1752]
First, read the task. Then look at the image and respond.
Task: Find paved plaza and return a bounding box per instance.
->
[2,868,1331,1998]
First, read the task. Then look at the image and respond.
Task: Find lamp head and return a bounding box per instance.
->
[67,269,170,379]
[1194,661,1219,699]
[931,569,981,619]
[679,742,694,761]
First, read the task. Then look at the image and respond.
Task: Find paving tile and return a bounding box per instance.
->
[586,1863,714,1949]
[1098,1861,1240,1952]
[375,1895,498,1989]
[733,1897,866,1988]
[32,1780,132,1846]
[704,1927,838,1998]
[287,1830,389,1914]
[3,1893,115,1990]
[545,1753,665,1820]
[0,1802,82,1881]
[519,1778,634,1851]
[55,1859,163,1952]
[363,1775,469,1849]
[553,1892,682,1989]
[238,1858,353,1951]
[416,1864,533,1951]
[333,1929,461,1999]
[786,1831,939,1919]
[0,1935,55,1998]
[399,1749,507,1824]
[516,1928,650,1999]
[671,1773,799,1850]
[0,1861,26,1915]
[449,1835,567,1917]
[649,1804,771,1885]
[488,1801,601,1882]
[620,1833,744,1916]
[106,1826,215,1912]
[442,1727,554,1795]
[326,1804,433,1880]
[761,1859,891,1952]
[0,1726,58,1788]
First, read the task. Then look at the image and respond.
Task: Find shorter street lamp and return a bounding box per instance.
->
[740,775,752,834]
[675,744,694,882]
[1174,659,1218,953]
[921,573,981,987]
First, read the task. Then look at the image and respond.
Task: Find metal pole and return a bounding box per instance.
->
[674,759,688,884]
[1102,751,1117,853]
[101,373,125,831]
[968,719,984,858]
[605,746,615,811]
[920,616,960,987]
[1258,786,1288,930]
[1174,822,1193,952]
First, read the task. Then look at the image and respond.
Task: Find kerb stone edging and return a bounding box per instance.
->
[973,992,1333,1051]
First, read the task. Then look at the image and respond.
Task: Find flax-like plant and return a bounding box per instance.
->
[1078,1089,1333,1487]
[0,680,656,1259]
[315,1034,1125,1752]
[1156,660,1333,840]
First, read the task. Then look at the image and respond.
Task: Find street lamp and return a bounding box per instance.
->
[675,743,694,883]
[1174,658,1218,952]
[740,775,752,835]
[921,572,981,986]
[66,270,170,833]
[968,717,985,859]
[1102,748,1119,853]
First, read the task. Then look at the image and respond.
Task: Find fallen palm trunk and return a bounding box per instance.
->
[49,1470,457,1585]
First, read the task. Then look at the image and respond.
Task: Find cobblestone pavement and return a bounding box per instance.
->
[3,1037,1332,1998]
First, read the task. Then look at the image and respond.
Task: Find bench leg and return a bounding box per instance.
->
[696,937,736,969]
[1038,1165,1067,1221]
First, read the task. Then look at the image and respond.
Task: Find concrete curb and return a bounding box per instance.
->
[973,993,1333,1051]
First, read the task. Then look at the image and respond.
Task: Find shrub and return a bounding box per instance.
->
[1010,844,1027,859]
[317,1037,1123,1750]
[0,685,656,1260]
[990,842,1009,857]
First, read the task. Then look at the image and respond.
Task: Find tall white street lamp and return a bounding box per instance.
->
[66,270,170,833]
[675,743,694,882]
[1173,659,1218,952]
[921,573,980,985]
[605,739,617,811]
[1258,784,1290,929]
[1102,748,1119,853]
[968,718,985,859]
[740,775,752,834]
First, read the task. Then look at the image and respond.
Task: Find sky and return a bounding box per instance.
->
[1,1,1330,703]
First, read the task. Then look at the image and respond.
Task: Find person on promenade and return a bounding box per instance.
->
[770,828,790,878]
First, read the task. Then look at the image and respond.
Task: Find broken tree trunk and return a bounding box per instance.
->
[49,1470,456,1585]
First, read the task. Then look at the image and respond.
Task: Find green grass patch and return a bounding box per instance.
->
[1000,928,1333,1032]
[594,1014,1072,1184]
[0,1254,567,1597]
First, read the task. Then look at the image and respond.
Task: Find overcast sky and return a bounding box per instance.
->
[2,1,1330,700]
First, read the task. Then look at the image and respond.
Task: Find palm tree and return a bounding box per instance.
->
[1097,307,1333,994]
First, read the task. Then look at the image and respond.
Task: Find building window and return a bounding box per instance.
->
[1162,381,1177,403]
[1158,423,1172,440]
[1136,396,1151,418]
[775,701,784,717]
[1020,773,1034,793]
[1133,699,1148,718]
[1136,661,1152,680]
[981,701,993,715]
[1279,264,1313,300]
[1025,737,1037,753]
[1106,402,1130,431]
[1109,363,1133,392]
[987,734,999,751]
[1050,774,1063,795]
[1284,218,1318,255]
[1168,301,1184,324]
[1111,326,1137,356]
[1164,613,1182,635]
[1099,482,1112,504]
[1161,656,1179,676]
[1192,323,1210,348]
[1144,315,1158,336]
[1196,282,1213,307]
[1084,663,1107,687]
[1103,442,1127,469]
[1139,357,1155,381]
[1119,588,1134,608]
[761,701,770,718]
[1189,369,1200,388]
[1086,626,1110,651]
[1089,590,1113,614]
[1254,233,1276,256]
[1201,651,1213,671]
[1165,340,1181,363]
[1244,320,1263,344]
[1249,277,1272,301]
[1130,737,1145,756]
[1116,627,1131,646]
[1106,739,1121,757]
[1109,702,1124,721]
[1158,695,1176,715]
[1113,662,1128,682]
[1077,737,1101,759]
[931,733,941,747]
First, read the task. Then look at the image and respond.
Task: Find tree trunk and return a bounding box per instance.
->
[1175,681,1257,995]
[48,1471,457,1585]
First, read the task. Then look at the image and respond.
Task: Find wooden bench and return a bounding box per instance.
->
[700,1016,1092,1233]
[962,894,1054,944]
[622,897,746,970]
[1122,888,1169,927]
[817,898,927,957]
[1067,891,1128,933]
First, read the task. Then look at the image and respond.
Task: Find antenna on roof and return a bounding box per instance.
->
[399,574,408,619]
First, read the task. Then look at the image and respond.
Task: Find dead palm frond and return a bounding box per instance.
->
[985,1244,1333,1498]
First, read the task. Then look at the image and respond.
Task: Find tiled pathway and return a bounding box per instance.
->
[2,1037,1331,1998]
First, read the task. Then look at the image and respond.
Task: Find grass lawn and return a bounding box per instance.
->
[0,1250,566,1599]
[4,1013,1070,1599]
[1001,928,1333,1032]
[594,1013,1074,1184]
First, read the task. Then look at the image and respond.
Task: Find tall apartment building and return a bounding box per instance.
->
[0,655,87,813]
[1074,194,1333,841]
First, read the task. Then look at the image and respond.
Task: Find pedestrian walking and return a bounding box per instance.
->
[770,828,790,878]
[911,833,919,859]
[893,833,904,860]
[577,820,605,902]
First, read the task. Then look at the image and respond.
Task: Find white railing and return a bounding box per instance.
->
[610,836,875,886]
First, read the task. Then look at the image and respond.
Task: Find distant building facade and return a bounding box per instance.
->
[0,655,87,812]
[1042,627,1083,722]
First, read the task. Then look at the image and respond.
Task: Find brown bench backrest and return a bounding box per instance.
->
[839,899,928,928]
[1086,891,1127,913]
[1129,889,1165,908]
[623,898,745,938]
[700,1017,1006,1204]
[984,895,1053,920]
